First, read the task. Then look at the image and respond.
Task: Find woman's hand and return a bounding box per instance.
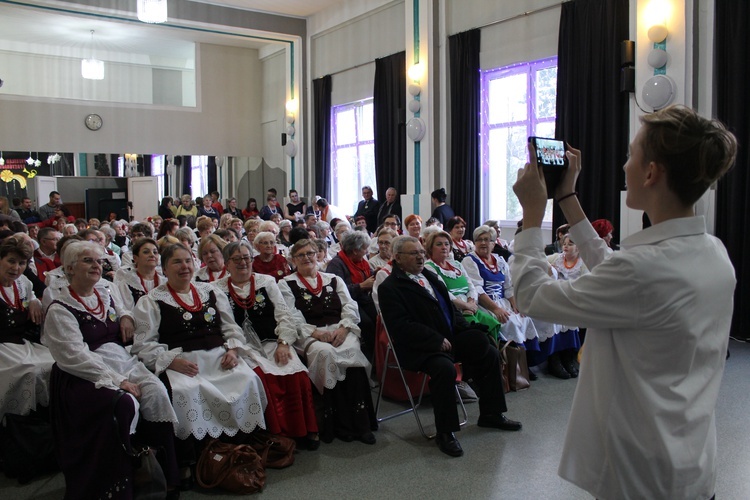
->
[220,348,240,370]
[274,343,292,365]
[28,300,44,325]
[359,276,376,291]
[169,357,199,377]
[554,145,582,200]
[464,298,479,314]
[119,379,141,399]
[330,327,348,348]
[120,316,135,343]
[312,329,330,342]
[493,306,511,323]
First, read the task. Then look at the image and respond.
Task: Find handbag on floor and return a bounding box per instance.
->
[245,430,296,469]
[0,410,58,484]
[196,439,266,494]
[112,390,167,500]
[500,341,531,392]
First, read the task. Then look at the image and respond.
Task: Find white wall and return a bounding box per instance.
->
[0,43,263,157]
[310,0,405,105]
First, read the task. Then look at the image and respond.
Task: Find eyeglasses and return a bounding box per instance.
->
[294,251,317,259]
[474,237,493,244]
[256,241,275,246]
[377,240,392,246]
[80,257,105,266]
[229,255,252,264]
[383,222,398,227]
[398,250,426,257]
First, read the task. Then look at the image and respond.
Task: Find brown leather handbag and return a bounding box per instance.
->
[246,430,296,469]
[500,340,531,392]
[196,440,266,494]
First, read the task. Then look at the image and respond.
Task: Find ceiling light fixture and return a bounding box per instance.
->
[81,30,104,80]
[137,0,168,24]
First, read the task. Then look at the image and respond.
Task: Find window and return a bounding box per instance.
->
[481,57,557,223]
[151,155,166,199]
[331,99,377,215]
[190,155,209,197]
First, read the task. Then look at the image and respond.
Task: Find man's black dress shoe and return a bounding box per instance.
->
[358,431,377,445]
[477,414,523,431]
[435,432,463,457]
[547,359,571,379]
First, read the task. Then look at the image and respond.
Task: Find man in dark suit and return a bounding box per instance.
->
[354,186,381,234]
[379,236,521,457]
[377,187,402,226]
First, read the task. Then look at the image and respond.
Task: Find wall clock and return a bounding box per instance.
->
[85,113,103,131]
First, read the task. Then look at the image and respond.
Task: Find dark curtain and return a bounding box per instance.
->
[715,0,750,340]
[448,29,481,230]
[207,156,217,194]
[313,75,332,200]
[553,0,629,244]
[180,156,192,196]
[142,155,152,177]
[373,51,407,200]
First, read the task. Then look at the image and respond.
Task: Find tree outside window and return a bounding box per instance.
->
[481,57,557,223]
[331,99,377,215]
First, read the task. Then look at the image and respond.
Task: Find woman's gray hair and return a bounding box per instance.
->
[313,220,330,232]
[391,235,420,255]
[222,240,254,261]
[473,225,497,241]
[340,230,370,254]
[421,225,443,240]
[63,241,102,279]
[99,226,115,240]
[253,231,277,248]
[334,222,352,235]
[174,227,195,244]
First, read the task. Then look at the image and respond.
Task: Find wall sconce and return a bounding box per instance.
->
[215,156,225,169]
[0,152,4,166]
[407,63,423,111]
[644,0,670,43]
[137,0,168,24]
[641,0,673,110]
[284,99,298,157]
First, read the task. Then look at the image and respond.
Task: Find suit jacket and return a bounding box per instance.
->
[377,202,402,226]
[379,263,476,370]
[354,198,381,234]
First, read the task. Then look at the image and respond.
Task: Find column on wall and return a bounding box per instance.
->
[403,0,438,219]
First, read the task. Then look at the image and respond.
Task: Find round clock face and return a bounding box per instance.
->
[85,113,103,131]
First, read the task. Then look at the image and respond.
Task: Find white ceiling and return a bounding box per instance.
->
[193,0,348,18]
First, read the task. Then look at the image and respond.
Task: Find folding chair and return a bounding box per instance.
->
[374,314,468,439]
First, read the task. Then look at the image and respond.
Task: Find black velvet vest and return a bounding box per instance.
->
[156,289,224,352]
[225,286,277,341]
[288,278,343,327]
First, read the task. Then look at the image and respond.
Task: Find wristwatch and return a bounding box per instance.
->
[277,339,289,346]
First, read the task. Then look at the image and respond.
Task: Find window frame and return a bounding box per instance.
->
[480,56,558,227]
[330,98,377,214]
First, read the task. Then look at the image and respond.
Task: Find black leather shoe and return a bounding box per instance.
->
[528,369,538,381]
[477,414,523,431]
[358,431,377,445]
[562,360,579,378]
[435,432,463,457]
[547,359,571,379]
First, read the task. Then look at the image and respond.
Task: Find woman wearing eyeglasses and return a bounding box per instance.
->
[213,241,318,449]
[252,231,291,282]
[462,225,539,346]
[44,241,180,498]
[278,239,376,445]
